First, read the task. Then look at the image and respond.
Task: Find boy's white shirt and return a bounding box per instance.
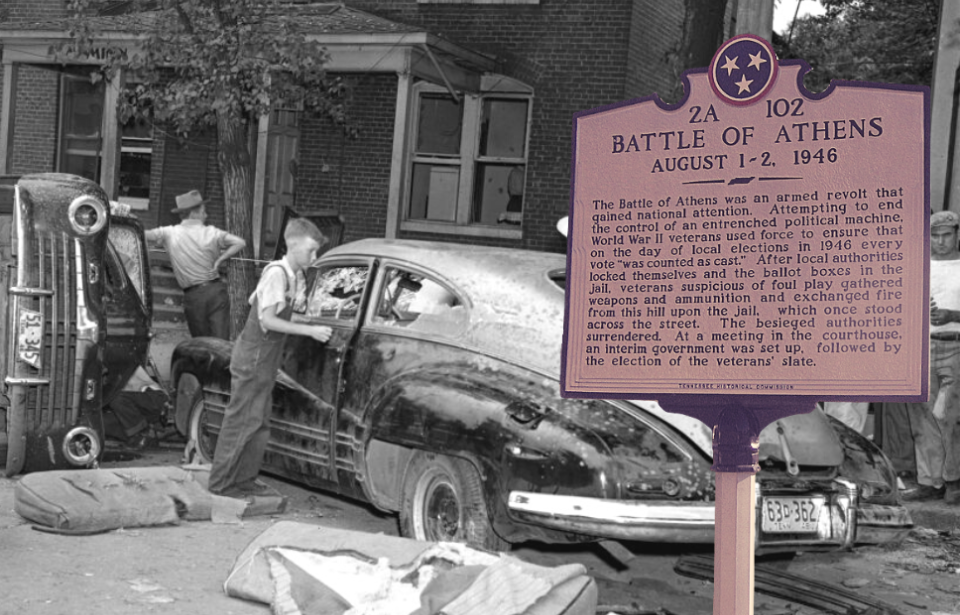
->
[250,256,306,333]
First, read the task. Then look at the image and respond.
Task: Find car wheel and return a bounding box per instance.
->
[186,385,219,464]
[399,452,508,552]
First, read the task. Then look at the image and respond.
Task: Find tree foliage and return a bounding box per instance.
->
[775,0,939,92]
[61,0,351,335]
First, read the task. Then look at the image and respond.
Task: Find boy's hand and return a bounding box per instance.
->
[310,325,333,343]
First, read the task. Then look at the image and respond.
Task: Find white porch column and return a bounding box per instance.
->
[100,70,122,198]
[385,70,414,239]
[0,61,18,174]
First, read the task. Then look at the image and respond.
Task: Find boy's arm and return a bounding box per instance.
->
[261,303,332,342]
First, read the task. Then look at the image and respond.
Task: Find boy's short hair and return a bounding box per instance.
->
[285,217,327,247]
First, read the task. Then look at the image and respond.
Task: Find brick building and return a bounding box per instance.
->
[0,0,743,321]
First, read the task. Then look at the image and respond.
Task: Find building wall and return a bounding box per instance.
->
[346,0,686,253]
[625,0,689,102]
[297,73,397,245]
[2,0,68,22]
[9,65,58,174]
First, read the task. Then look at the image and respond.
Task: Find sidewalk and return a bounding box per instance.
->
[905,498,960,533]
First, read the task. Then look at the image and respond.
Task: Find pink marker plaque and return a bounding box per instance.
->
[563,36,930,615]
[563,35,929,407]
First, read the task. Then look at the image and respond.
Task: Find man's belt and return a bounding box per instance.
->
[930,331,960,341]
[183,279,222,293]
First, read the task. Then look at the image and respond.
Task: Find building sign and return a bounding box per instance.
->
[562,35,929,401]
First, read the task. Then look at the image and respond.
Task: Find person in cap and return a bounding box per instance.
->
[145,190,246,339]
[902,210,960,503]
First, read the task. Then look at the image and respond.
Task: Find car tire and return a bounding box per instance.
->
[399,452,508,552]
[185,384,218,464]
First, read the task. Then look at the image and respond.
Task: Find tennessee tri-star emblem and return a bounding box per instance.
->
[708,34,778,106]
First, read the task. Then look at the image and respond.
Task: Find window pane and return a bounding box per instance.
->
[374,268,466,332]
[119,150,151,200]
[306,266,369,321]
[416,95,462,155]
[473,164,524,225]
[61,155,100,182]
[409,163,460,222]
[59,76,104,182]
[479,99,528,158]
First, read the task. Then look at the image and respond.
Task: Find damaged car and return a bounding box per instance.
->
[171,239,911,552]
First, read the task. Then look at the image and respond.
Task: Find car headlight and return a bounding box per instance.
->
[68,195,107,236]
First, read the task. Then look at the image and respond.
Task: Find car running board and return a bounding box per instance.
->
[674,553,904,615]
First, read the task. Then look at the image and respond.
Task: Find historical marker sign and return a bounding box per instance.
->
[562,35,929,403]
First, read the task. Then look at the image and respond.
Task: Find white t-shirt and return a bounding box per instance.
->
[145,220,229,289]
[930,258,960,334]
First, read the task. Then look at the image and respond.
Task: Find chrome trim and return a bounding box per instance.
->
[75,242,98,343]
[510,480,906,550]
[67,195,107,236]
[62,425,101,466]
[4,377,51,386]
[8,286,54,297]
[508,491,715,523]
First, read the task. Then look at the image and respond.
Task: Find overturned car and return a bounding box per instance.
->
[1,174,151,476]
[171,239,911,552]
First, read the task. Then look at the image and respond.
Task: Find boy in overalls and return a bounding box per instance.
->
[208,218,332,498]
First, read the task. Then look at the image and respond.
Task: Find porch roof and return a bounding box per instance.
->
[0,3,497,91]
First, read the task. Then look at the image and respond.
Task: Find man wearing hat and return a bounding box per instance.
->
[145,190,246,339]
[903,210,960,503]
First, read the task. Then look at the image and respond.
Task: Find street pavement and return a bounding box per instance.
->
[0,442,958,615]
[0,324,934,614]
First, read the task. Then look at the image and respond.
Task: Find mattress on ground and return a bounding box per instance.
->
[225,521,598,615]
[14,466,214,531]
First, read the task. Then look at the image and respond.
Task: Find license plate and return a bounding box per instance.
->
[17,308,43,369]
[761,496,822,533]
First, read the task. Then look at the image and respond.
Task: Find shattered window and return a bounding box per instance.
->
[306,265,369,321]
[109,225,146,303]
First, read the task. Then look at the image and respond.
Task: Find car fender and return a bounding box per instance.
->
[170,337,233,433]
[361,366,614,543]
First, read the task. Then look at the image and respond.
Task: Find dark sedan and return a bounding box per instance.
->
[171,239,911,552]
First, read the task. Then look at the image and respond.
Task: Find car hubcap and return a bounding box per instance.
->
[423,477,461,541]
[193,400,217,462]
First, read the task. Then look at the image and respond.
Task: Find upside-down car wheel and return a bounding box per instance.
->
[186,384,219,464]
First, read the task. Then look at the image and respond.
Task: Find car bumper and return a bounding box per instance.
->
[507,480,912,551]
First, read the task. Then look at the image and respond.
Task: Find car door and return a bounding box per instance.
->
[272,258,373,488]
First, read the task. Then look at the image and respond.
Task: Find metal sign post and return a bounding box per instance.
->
[563,35,929,615]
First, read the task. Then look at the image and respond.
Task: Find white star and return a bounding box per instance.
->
[747,50,767,71]
[735,74,754,94]
[720,55,739,76]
